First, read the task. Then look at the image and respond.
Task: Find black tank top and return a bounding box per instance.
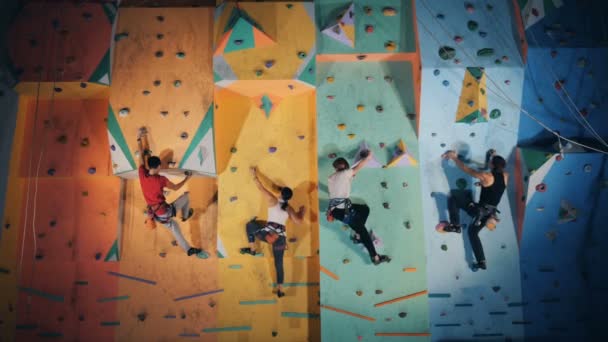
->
[479,171,505,206]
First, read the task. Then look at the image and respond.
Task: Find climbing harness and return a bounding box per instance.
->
[472,203,500,230]
[260,222,286,244]
[326,198,353,223]
[145,202,176,229]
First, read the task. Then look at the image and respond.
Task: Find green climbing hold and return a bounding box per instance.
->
[297,51,307,59]
[441,244,448,251]
[467,20,478,31]
[114,32,129,41]
[176,52,186,59]
[490,109,501,119]
[438,46,456,60]
[230,147,237,153]
[477,48,494,57]
[456,178,467,189]
[174,80,182,87]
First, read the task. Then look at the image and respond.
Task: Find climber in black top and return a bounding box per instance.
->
[441,149,508,270]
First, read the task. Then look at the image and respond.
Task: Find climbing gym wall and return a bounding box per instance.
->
[2,2,121,341]
[316,1,430,340]
[416,0,526,340]
[214,2,320,341]
[110,7,221,341]
[515,0,608,340]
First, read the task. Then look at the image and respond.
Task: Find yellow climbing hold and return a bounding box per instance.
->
[347,134,356,139]
[337,123,346,130]
[357,104,365,111]
[385,41,397,51]
[383,7,397,16]
[326,76,335,83]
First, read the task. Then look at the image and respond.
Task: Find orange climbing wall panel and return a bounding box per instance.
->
[110,8,214,168]
[18,99,112,178]
[8,2,112,82]
[117,178,219,341]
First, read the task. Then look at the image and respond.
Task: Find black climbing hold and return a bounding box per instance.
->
[137,312,147,322]
[431,133,437,137]
[380,182,387,189]
[57,134,68,144]
[437,13,445,19]
[180,312,186,319]
[383,202,390,209]
[29,39,38,47]
[174,80,182,87]
[405,221,411,229]
[375,289,383,294]
[272,331,278,337]
[50,220,57,227]
[441,244,447,251]
[35,253,44,260]
[156,15,164,22]
[492,286,501,292]
[143,90,150,96]
[230,147,237,153]
[470,132,475,137]
[399,312,407,318]
[54,87,63,93]
[47,168,56,176]
[439,46,456,60]
[79,314,85,321]
[155,51,164,58]
[180,132,188,140]
[234,39,244,45]
[376,105,383,113]
[467,20,478,31]
[490,109,501,119]
[407,113,416,120]
[4,223,9,229]
[172,240,178,246]
[297,51,307,59]
[356,55,366,60]
[82,12,93,21]
[160,111,168,117]
[153,80,161,87]
[95,252,102,260]
[440,143,446,148]
[159,252,166,258]
[80,82,87,88]
[110,145,116,151]
[157,33,164,40]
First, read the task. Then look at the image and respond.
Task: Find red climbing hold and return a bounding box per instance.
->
[535,183,547,192]
[556,154,563,161]
[365,25,374,33]
[454,36,463,43]
[554,80,565,90]
[465,3,474,13]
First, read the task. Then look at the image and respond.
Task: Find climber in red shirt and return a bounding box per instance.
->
[137,127,203,257]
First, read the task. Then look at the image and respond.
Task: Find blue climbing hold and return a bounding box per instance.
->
[434,69,440,76]
[88,167,96,175]
[442,80,450,87]
[479,31,487,38]
[436,13,445,19]
[47,168,56,176]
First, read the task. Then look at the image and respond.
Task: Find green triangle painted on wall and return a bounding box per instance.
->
[89,50,111,85]
[298,56,316,87]
[224,18,255,53]
[104,240,120,262]
[456,110,487,124]
[521,148,552,173]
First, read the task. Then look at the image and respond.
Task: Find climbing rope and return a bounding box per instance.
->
[417,0,608,155]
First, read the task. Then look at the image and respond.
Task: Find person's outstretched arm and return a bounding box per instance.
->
[442,150,486,181]
[352,150,373,175]
[137,128,149,169]
[251,167,278,206]
[287,205,306,225]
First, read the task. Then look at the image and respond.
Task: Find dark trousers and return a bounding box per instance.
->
[447,190,489,263]
[246,220,286,284]
[332,204,378,259]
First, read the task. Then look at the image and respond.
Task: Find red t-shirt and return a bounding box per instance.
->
[139,165,169,206]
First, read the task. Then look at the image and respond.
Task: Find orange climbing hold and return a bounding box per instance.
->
[337,124,346,130]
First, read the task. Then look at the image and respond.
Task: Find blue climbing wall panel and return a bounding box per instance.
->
[416,0,526,340]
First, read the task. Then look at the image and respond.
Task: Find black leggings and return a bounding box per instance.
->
[246,220,286,284]
[447,190,490,263]
[332,204,378,259]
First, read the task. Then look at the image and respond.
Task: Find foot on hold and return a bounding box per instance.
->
[350,233,362,244]
[471,260,487,272]
[444,224,461,233]
[187,247,202,256]
[196,250,209,259]
[373,255,391,265]
[182,208,194,222]
[240,247,256,256]
[277,290,285,298]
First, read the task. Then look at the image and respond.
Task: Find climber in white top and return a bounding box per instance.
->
[327,150,391,265]
[240,167,306,298]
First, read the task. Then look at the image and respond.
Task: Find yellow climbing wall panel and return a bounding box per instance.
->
[214,86,319,341]
[214,2,316,80]
[110,8,214,168]
[0,97,30,342]
[118,177,219,341]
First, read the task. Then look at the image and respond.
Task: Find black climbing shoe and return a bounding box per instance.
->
[443,224,461,233]
[471,261,487,272]
[240,247,256,256]
[277,290,285,298]
[187,247,202,256]
[373,255,391,265]
[182,208,194,222]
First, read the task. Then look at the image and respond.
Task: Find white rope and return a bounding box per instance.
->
[417,0,608,155]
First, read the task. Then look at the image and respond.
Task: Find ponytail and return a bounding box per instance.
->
[279,187,293,211]
[281,200,289,211]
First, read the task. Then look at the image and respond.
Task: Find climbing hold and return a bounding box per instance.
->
[380,182,387,189]
[454,36,463,43]
[433,69,440,76]
[88,167,96,175]
[379,142,386,148]
[438,46,456,60]
[82,191,88,197]
[288,237,297,243]
[441,244,447,251]
[264,60,274,69]
[504,80,511,85]
[337,124,346,130]
[357,104,365,111]
[298,135,305,140]
[347,134,356,139]
[269,147,277,153]
[153,80,161,87]
[49,220,57,227]
[442,80,450,87]
[490,109,501,119]
[95,252,102,260]
[176,51,186,59]
[272,331,278,337]
[110,145,116,151]
[159,252,166,258]
[384,76,393,83]
[383,7,397,16]
[467,100,474,107]
[363,6,372,15]
[174,80,182,87]
[583,164,592,172]
[114,32,129,41]
[356,55,367,60]
[328,153,337,159]
[556,154,563,161]
[183,111,189,117]
[580,108,588,117]
[54,87,63,93]
[456,178,467,189]
[384,41,396,51]
[297,51,307,59]
[160,111,169,117]
[56,135,68,144]
[477,48,494,57]
[156,15,164,22]
[180,132,188,140]
[494,59,502,65]
[436,13,445,19]
[470,132,475,137]
[479,31,487,38]
[375,289,383,295]
[155,51,164,58]
[256,68,264,76]
[454,59,461,64]
[407,113,416,120]
[404,221,411,229]
[80,82,87,88]
[365,25,374,33]
[286,3,293,9]
[502,55,509,62]
[399,312,407,318]
[230,167,237,173]
[554,80,565,90]
[229,196,237,202]
[137,312,147,322]
[342,259,350,264]
[356,290,363,296]
[383,202,390,209]
[365,76,374,81]
[327,95,335,100]
[157,33,164,40]
[465,3,474,13]
[535,183,547,192]
[467,20,478,31]
[35,252,43,260]
[492,286,501,292]
[326,76,334,83]
[47,168,56,176]
[376,105,383,113]
[431,133,437,137]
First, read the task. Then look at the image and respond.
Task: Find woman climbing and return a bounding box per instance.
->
[240,167,306,298]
